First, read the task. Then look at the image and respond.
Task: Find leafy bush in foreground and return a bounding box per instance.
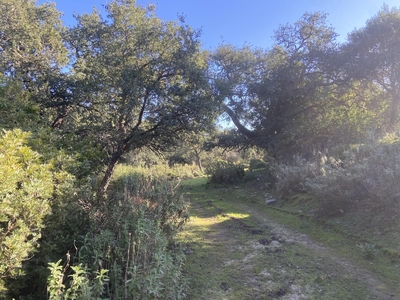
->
[205,161,245,184]
[0,130,55,293]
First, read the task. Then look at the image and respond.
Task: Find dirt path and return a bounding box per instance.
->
[181,182,399,300]
[240,202,396,300]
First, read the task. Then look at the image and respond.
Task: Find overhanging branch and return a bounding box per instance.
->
[222,103,257,139]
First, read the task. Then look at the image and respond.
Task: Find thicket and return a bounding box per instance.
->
[273,132,400,234]
[1,147,192,299]
[205,161,246,184]
[46,167,189,299]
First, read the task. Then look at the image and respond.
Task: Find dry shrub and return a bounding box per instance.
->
[274,156,322,197]
[309,139,400,223]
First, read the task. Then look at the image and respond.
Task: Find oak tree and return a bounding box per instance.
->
[345,5,400,127]
[65,0,217,195]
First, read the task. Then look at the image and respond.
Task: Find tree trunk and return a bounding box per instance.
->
[194,152,203,173]
[222,103,257,139]
[389,92,399,127]
[98,150,123,198]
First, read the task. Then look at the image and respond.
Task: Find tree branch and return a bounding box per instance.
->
[222,103,257,139]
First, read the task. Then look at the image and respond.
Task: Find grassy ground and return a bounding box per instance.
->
[179,175,400,300]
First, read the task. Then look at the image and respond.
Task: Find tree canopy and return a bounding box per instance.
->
[64,0,218,194]
[1,0,219,195]
[212,8,400,157]
[344,5,400,127]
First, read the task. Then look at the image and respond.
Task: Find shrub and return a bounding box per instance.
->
[205,161,245,184]
[308,138,400,220]
[0,129,82,299]
[249,159,268,171]
[0,130,53,294]
[274,156,321,197]
[49,171,189,299]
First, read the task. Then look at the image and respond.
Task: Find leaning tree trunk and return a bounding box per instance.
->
[389,92,400,127]
[98,150,124,198]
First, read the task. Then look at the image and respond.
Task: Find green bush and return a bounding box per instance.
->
[0,129,54,294]
[205,161,245,184]
[270,134,400,244]
[308,139,400,219]
[0,129,93,299]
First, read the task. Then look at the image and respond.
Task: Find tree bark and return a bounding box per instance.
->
[222,103,257,139]
[389,92,399,127]
[98,150,124,198]
[194,151,203,173]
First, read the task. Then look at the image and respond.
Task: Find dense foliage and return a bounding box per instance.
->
[212,7,400,157]
[205,161,246,184]
[0,130,53,292]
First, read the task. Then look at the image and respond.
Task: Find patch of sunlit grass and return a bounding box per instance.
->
[225,213,249,219]
[178,213,249,245]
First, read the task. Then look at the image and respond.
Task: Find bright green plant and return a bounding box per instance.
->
[47,259,109,300]
[0,129,53,293]
[0,128,85,299]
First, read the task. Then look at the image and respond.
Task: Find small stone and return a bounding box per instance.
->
[265,199,277,205]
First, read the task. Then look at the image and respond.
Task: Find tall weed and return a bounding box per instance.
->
[48,169,189,299]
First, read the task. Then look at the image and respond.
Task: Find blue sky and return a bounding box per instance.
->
[38,0,398,49]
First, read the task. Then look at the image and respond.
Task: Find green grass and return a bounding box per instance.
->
[179,176,400,299]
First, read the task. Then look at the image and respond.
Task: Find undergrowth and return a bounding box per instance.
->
[272,132,400,250]
[47,165,189,299]
[205,161,245,184]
